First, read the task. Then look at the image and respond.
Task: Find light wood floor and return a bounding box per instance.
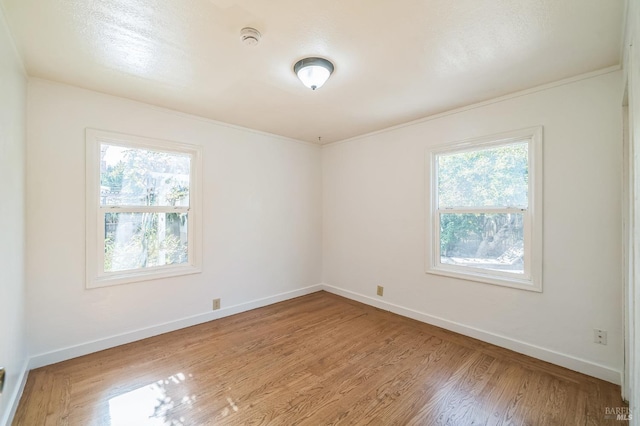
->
[15,291,626,425]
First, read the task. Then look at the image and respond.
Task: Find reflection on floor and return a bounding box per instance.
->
[108,373,193,425]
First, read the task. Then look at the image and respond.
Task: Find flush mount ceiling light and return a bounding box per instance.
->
[293,57,334,90]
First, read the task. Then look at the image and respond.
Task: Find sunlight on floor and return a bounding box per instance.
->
[108,373,195,425]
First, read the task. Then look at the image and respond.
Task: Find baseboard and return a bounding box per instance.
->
[321,283,622,385]
[1,358,29,426]
[29,284,323,370]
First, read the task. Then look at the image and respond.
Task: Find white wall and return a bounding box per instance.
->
[0,5,27,425]
[322,70,624,383]
[26,79,322,360]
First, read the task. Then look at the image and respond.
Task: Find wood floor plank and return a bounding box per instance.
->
[14,291,627,425]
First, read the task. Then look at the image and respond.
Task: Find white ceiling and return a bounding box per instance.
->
[1,0,626,143]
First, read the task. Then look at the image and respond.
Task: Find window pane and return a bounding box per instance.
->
[104,212,188,272]
[100,144,191,207]
[440,212,524,274]
[437,142,528,208]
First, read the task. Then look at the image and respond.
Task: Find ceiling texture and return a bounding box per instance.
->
[1,0,626,143]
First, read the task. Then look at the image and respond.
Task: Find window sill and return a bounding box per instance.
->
[87,264,201,289]
[426,266,542,292]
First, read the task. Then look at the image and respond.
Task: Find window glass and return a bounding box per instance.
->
[439,212,524,275]
[437,142,528,208]
[100,144,191,207]
[104,212,189,272]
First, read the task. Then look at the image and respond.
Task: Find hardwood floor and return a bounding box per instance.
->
[14,291,626,425]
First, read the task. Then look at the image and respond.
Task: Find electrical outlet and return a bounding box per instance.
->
[377,285,384,297]
[212,299,221,310]
[594,328,607,345]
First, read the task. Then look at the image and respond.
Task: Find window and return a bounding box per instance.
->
[86,129,202,288]
[427,127,542,291]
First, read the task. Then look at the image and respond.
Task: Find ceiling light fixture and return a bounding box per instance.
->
[293,57,334,90]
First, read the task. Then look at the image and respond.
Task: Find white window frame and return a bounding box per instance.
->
[86,129,202,289]
[426,126,543,292]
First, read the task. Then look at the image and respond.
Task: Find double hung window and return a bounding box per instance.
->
[427,127,542,291]
[86,129,202,288]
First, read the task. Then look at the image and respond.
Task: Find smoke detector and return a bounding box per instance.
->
[240,27,261,46]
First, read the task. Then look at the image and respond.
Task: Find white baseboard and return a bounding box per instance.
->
[321,283,622,385]
[1,358,29,426]
[29,284,323,370]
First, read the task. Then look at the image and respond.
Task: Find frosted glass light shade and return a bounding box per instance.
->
[294,57,334,90]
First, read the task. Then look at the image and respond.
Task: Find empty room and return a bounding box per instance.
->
[1,0,639,424]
